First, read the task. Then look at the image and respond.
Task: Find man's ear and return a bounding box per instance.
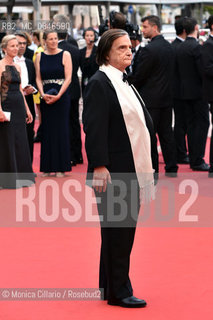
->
[153,25,159,34]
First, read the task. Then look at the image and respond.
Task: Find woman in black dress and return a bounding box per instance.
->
[80,27,99,93]
[0,35,34,189]
[35,31,72,177]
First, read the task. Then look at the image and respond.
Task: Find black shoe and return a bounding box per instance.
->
[177,156,190,164]
[165,172,178,178]
[208,171,213,178]
[191,163,210,171]
[108,296,147,308]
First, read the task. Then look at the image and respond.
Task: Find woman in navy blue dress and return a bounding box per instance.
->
[35,31,72,177]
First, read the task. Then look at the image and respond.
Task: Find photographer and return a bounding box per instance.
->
[126,24,142,74]
[99,11,127,36]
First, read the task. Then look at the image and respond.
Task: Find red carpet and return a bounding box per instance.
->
[0,124,213,319]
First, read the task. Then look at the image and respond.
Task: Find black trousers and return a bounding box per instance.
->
[70,98,82,162]
[148,107,178,172]
[95,177,140,301]
[173,99,188,161]
[209,104,213,172]
[184,99,209,167]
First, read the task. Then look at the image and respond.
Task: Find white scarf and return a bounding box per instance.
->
[99,64,154,189]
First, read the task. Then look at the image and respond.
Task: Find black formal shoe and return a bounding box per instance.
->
[108,296,147,308]
[177,156,190,164]
[191,163,210,171]
[165,172,178,178]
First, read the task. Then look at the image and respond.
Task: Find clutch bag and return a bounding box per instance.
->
[45,88,58,95]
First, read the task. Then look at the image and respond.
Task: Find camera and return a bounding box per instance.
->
[125,23,141,41]
[99,19,109,36]
[98,11,141,41]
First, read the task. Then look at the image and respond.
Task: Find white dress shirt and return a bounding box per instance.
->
[14,55,29,89]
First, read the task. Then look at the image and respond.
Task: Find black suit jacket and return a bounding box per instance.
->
[130,35,174,109]
[67,34,78,48]
[24,47,34,61]
[83,70,158,175]
[132,46,143,75]
[58,40,81,100]
[201,35,213,102]
[171,37,184,99]
[177,37,203,100]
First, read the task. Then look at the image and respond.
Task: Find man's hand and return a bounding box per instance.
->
[139,181,156,204]
[92,166,112,193]
[23,85,35,96]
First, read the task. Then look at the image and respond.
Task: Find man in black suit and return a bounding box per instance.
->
[130,15,178,176]
[83,29,158,308]
[201,15,213,176]
[53,13,78,48]
[15,32,37,162]
[57,31,83,165]
[177,17,209,171]
[128,27,143,75]
[172,17,189,164]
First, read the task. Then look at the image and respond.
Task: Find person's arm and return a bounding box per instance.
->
[23,61,37,96]
[201,41,213,77]
[193,43,203,78]
[0,98,7,122]
[0,67,9,122]
[83,77,111,192]
[129,46,154,89]
[15,64,33,124]
[58,50,72,97]
[34,52,45,99]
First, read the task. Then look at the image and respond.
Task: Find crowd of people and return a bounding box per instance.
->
[1,11,213,308]
[128,15,213,177]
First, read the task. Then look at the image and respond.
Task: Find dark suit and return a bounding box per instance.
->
[201,35,213,172]
[126,45,142,75]
[130,35,178,173]
[25,58,36,162]
[177,37,209,167]
[83,70,158,301]
[131,45,143,75]
[80,45,99,93]
[67,34,78,48]
[58,40,82,163]
[24,47,34,61]
[171,37,188,162]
